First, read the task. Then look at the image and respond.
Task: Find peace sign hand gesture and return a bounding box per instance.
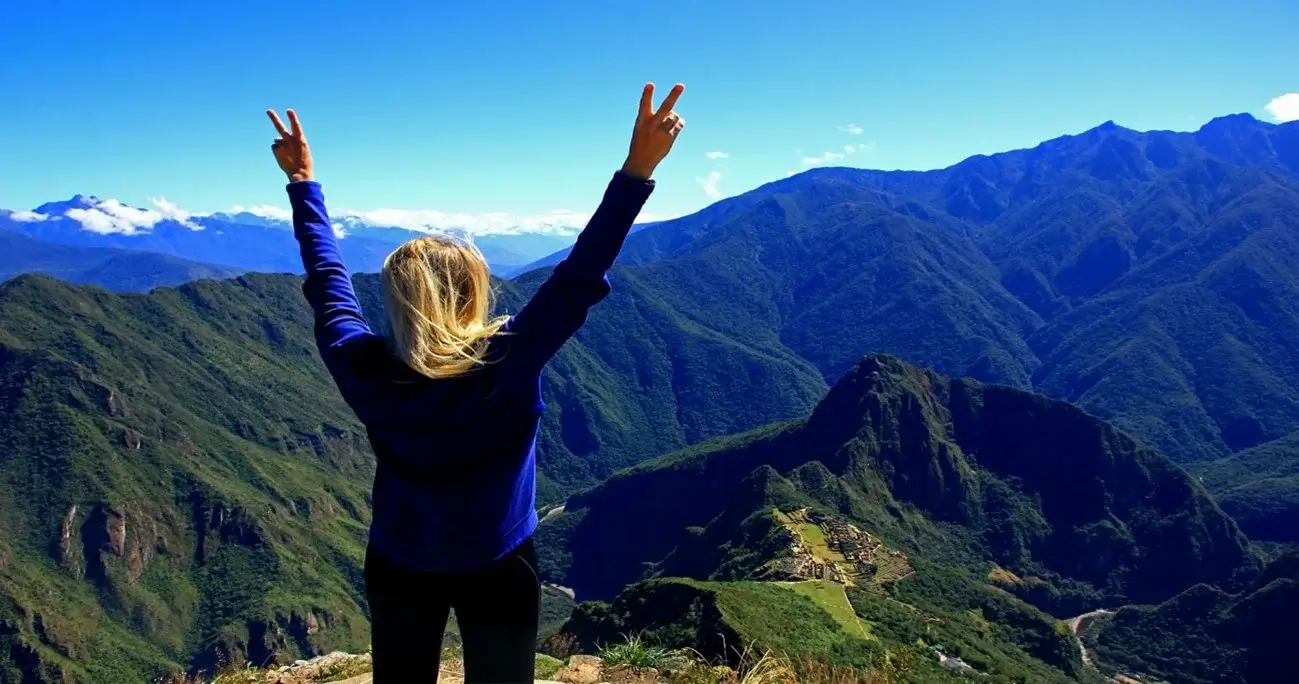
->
[267,109,314,183]
[622,83,686,181]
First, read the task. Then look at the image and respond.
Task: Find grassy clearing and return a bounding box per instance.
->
[782,581,870,640]
[799,524,849,566]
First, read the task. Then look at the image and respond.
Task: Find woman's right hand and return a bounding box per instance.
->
[623,83,686,180]
[267,109,314,183]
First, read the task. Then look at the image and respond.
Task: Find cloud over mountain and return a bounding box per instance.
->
[1265,93,1299,123]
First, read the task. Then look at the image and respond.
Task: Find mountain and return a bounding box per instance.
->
[1082,550,1299,684]
[4,113,1298,680]
[1190,431,1299,544]
[539,355,1259,680]
[559,575,1086,682]
[0,228,242,292]
[0,266,825,682]
[2,198,575,276]
[539,355,1259,607]
[0,273,376,682]
[519,115,1299,469]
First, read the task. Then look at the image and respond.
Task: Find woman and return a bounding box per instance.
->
[265,82,685,683]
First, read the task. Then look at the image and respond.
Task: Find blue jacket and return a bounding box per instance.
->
[287,171,654,572]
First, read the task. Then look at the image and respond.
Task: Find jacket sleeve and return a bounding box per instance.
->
[287,180,376,377]
[502,171,655,372]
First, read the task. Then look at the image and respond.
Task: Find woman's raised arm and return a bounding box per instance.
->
[502,83,686,373]
[268,109,374,370]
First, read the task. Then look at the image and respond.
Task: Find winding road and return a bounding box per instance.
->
[1065,609,1114,671]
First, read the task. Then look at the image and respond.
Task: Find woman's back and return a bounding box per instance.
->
[327,331,549,571]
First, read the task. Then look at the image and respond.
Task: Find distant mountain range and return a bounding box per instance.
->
[0,228,243,291]
[0,197,577,280]
[2,112,1298,682]
[528,111,1299,535]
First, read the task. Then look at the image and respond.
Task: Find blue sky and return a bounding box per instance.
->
[1,0,1296,227]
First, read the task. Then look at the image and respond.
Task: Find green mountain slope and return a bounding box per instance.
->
[614,180,1043,386]
[537,356,1261,678]
[580,117,1299,469]
[0,268,828,681]
[541,355,1259,610]
[0,274,375,682]
[1082,551,1299,684]
[1190,431,1299,544]
[492,270,828,488]
[1029,167,1299,462]
[540,354,1255,679]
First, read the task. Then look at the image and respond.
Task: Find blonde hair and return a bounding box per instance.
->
[380,235,509,379]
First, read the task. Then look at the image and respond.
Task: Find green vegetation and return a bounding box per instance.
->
[592,117,1299,472]
[1190,430,1299,544]
[596,632,692,670]
[559,577,1076,683]
[0,267,820,681]
[547,355,1260,612]
[538,585,578,647]
[534,653,563,679]
[0,273,376,682]
[544,355,1262,682]
[1083,550,1299,684]
[781,581,865,638]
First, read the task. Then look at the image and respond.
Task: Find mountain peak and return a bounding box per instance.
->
[1198,112,1263,134]
[1077,120,1128,139]
[33,194,99,215]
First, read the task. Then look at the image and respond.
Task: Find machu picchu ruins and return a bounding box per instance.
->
[770,508,913,587]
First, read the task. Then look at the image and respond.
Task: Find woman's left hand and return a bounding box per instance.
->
[623,83,686,180]
[267,109,314,183]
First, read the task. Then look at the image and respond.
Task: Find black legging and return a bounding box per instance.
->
[364,537,540,683]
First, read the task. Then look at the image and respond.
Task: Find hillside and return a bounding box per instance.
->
[1190,431,1299,544]
[540,355,1259,608]
[540,115,1299,469]
[0,267,826,682]
[0,228,242,292]
[537,355,1261,679]
[0,273,376,682]
[1082,550,1299,684]
[558,576,1089,683]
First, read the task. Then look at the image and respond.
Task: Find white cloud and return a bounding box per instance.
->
[698,171,723,200]
[217,204,596,237]
[14,195,673,239]
[227,204,292,221]
[802,151,846,167]
[842,142,877,155]
[10,210,47,222]
[705,150,729,160]
[148,197,202,230]
[1265,93,1299,123]
[785,170,797,177]
[13,195,204,235]
[838,124,864,135]
[65,199,171,235]
[333,208,591,236]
